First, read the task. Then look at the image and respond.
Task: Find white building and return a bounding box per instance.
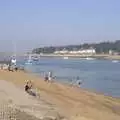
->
[75,48,96,54]
[54,48,96,55]
[69,51,78,54]
[54,49,69,54]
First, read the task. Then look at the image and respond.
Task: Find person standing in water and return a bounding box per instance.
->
[76,76,82,87]
[48,71,52,82]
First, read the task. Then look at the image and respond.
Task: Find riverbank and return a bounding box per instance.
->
[0,70,120,120]
[39,54,120,60]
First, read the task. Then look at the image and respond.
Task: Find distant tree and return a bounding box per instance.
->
[32,40,120,54]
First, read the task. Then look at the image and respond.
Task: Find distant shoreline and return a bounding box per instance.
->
[39,54,120,60]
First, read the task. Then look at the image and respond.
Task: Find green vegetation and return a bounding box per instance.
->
[32,40,120,54]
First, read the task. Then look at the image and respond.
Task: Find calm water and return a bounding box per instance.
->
[20,57,120,98]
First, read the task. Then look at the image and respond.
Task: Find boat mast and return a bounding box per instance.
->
[12,40,16,57]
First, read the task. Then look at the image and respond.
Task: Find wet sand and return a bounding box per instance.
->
[0,70,120,120]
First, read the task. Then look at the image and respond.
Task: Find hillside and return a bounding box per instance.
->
[32,40,120,54]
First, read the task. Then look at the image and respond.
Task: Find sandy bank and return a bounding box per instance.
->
[0,70,120,120]
[0,80,66,120]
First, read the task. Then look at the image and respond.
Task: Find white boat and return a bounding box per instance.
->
[25,54,32,64]
[63,56,68,59]
[112,60,119,63]
[32,56,39,61]
[86,57,95,60]
[25,62,32,65]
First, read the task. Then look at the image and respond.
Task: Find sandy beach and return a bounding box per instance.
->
[0,70,120,120]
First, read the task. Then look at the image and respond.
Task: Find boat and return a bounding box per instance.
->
[25,54,32,64]
[63,56,68,59]
[86,57,95,60]
[32,56,39,61]
[112,60,119,63]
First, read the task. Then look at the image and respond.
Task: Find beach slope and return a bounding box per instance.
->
[0,70,120,120]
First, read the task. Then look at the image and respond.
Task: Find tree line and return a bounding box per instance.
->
[32,40,120,54]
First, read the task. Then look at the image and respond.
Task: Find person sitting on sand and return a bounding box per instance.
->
[25,81,31,91]
[25,80,38,97]
[25,82,30,92]
[25,80,32,92]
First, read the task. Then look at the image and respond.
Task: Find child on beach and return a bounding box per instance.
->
[44,73,49,82]
[70,76,82,87]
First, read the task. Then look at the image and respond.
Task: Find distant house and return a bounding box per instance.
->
[54,48,96,55]
[69,51,78,54]
[74,48,96,54]
[54,48,69,54]
[109,50,119,55]
[109,50,113,55]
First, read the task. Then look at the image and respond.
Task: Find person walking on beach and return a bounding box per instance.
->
[48,71,52,82]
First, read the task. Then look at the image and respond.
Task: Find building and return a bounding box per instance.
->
[54,48,69,54]
[109,50,119,55]
[54,48,96,55]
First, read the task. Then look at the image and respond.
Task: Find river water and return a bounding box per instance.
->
[20,57,120,98]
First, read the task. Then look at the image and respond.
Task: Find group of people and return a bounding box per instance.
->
[8,57,18,72]
[44,71,82,87]
[44,71,54,82]
[8,64,18,72]
[24,73,82,97]
[24,72,54,97]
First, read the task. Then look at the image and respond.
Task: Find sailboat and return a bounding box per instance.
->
[25,54,32,64]
[63,56,68,59]
[32,55,39,61]
[86,57,95,60]
[11,40,17,65]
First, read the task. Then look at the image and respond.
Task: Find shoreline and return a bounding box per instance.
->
[0,70,120,119]
[39,54,120,60]
[26,69,120,99]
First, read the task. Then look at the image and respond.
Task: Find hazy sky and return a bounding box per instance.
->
[0,0,120,52]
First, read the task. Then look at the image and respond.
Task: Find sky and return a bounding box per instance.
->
[0,0,120,52]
